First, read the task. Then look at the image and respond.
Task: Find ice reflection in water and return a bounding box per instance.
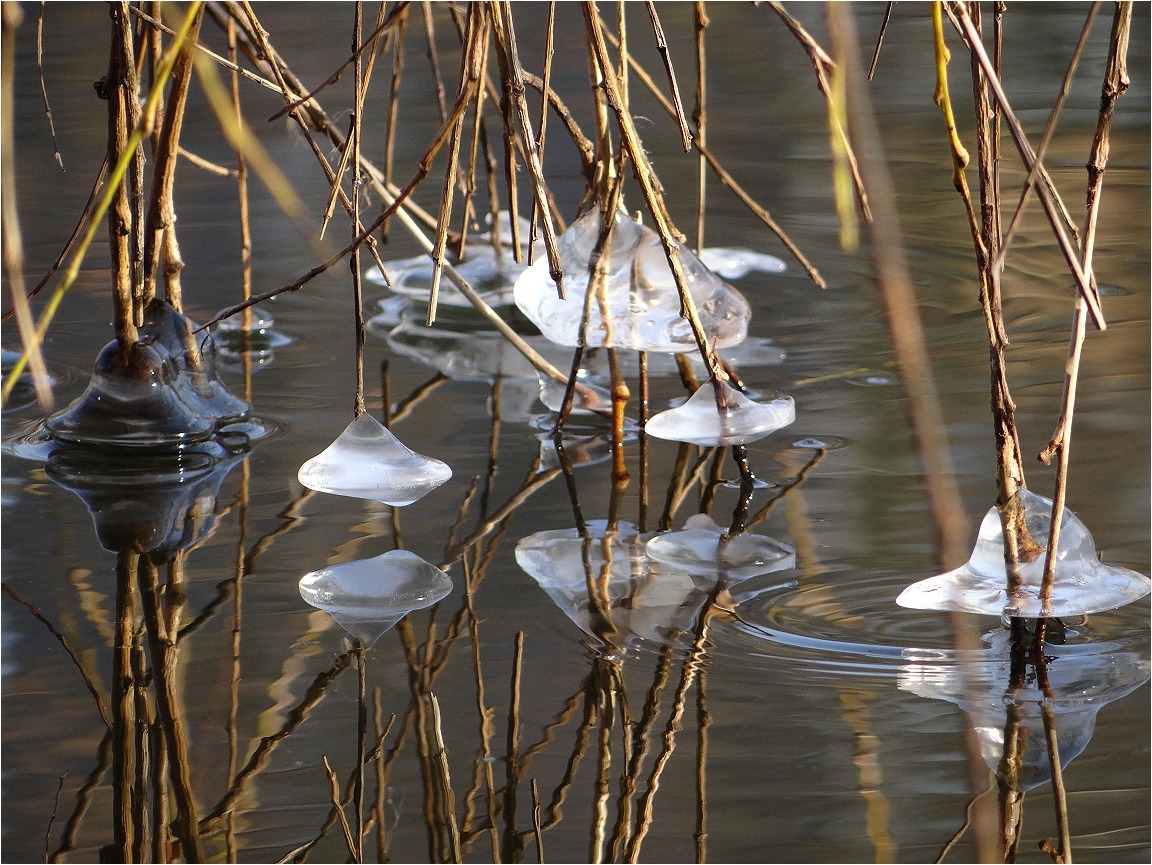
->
[513,208,752,352]
[896,489,1151,618]
[45,443,246,556]
[516,518,788,654]
[297,412,451,507]
[646,378,795,446]
[366,212,540,308]
[646,513,796,582]
[212,304,292,372]
[899,630,1150,790]
[299,549,453,646]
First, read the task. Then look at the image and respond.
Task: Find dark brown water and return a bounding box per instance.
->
[3,4,1148,863]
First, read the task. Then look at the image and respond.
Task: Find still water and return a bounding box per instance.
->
[3,4,1149,863]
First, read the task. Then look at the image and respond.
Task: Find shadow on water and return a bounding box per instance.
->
[2,3,1149,864]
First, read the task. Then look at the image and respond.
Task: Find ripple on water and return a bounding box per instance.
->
[708,567,1151,688]
[788,434,850,451]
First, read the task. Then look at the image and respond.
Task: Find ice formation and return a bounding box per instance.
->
[297,413,451,507]
[645,513,796,582]
[896,489,1151,618]
[645,379,795,447]
[512,209,751,352]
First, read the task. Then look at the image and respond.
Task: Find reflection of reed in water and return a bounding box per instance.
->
[900,629,1149,861]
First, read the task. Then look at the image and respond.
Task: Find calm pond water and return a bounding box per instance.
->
[3,4,1149,863]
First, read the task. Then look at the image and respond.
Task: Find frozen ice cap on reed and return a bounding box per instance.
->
[513,208,751,353]
[896,488,1151,618]
[297,413,451,507]
[645,379,795,447]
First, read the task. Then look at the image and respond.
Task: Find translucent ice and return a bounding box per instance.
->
[299,549,452,645]
[513,209,751,352]
[646,513,795,583]
[140,299,250,425]
[386,312,543,382]
[46,340,217,449]
[515,520,711,651]
[367,212,540,308]
[899,629,1149,790]
[645,379,795,446]
[698,247,786,279]
[297,413,451,507]
[896,488,1151,618]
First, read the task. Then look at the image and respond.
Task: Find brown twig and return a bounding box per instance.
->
[490,2,565,293]
[946,2,1104,331]
[866,2,894,80]
[141,4,203,312]
[1034,1,1131,641]
[644,0,692,152]
[35,2,63,169]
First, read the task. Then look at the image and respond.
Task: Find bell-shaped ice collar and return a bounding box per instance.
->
[299,549,452,646]
[297,413,451,507]
[645,379,795,447]
[512,208,751,353]
[897,489,1151,618]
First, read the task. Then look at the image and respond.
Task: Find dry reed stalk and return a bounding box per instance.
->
[321,756,359,861]
[926,5,1018,575]
[644,1,692,152]
[765,2,871,223]
[2,5,51,407]
[428,5,485,323]
[1034,1,1131,639]
[866,2,894,80]
[951,4,1043,629]
[350,3,370,420]
[692,1,708,253]
[109,3,141,344]
[381,6,408,239]
[34,3,63,168]
[994,5,1099,272]
[142,4,203,314]
[526,1,557,265]
[227,14,253,386]
[491,3,564,287]
[458,23,493,260]
[946,3,1103,331]
[582,3,723,386]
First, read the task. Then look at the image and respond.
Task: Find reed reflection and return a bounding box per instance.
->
[900,629,1149,862]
